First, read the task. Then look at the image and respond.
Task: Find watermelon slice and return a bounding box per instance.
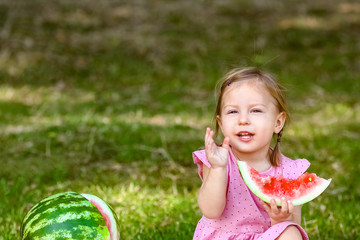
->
[237,161,331,206]
[20,192,120,240]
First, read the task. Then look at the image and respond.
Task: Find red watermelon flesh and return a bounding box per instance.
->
[238,161,331,206]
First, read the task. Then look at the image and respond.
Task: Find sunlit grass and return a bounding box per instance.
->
[288,102,359,137]
[0,85,94,104]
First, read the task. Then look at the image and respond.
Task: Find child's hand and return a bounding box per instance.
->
[261,198,296,225]
[204,128,230,169]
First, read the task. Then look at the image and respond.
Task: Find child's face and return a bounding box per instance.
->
[217,80,286,158]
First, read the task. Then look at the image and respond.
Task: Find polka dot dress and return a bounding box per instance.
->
[193,148,310,240]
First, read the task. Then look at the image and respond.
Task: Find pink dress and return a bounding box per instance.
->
[193,148,310,240]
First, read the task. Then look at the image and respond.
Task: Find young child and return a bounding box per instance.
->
[193,67,309,240]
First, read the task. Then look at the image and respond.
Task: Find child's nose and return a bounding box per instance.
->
[238,113,250,125]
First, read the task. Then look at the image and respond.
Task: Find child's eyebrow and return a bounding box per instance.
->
[223,103,267,108]
[249,103,267,108]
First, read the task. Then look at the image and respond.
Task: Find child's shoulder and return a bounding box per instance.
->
[193,149,208,164]
[192,149,210,180]
[278,154,311,179]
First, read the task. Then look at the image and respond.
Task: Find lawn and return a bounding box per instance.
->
[0,0,359,239]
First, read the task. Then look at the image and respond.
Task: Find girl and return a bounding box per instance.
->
[193,67,309,240]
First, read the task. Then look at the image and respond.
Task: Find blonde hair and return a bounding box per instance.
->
[214,67,289,166]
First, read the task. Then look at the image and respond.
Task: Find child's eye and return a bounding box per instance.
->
[251,109,262,113]
[227,110,238,114]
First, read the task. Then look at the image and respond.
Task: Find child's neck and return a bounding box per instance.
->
[232,148,272,172]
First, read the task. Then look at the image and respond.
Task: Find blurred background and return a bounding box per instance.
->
[0,0,359,239]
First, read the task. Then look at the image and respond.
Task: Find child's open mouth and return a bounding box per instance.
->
[237,132,254,141]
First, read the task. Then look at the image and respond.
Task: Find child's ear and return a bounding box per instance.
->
[274,112,286,134]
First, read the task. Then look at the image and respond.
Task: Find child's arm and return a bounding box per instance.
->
[261,198,302,225]
[198,165,227,218]
[197,128,230,219]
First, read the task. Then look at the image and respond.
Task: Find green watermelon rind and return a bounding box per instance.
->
[237,161,332,206]
[81,193,120,240]
[20,192,111,240]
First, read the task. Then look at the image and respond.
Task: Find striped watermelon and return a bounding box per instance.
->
[20,192,120,240]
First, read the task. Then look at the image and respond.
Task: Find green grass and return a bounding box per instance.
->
[0,0,359,239]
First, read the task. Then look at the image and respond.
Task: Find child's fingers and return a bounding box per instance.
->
[209,129,214,140]
[270,199,279,214]
[204,128,212,145]
[261,201,271,212]
[262,200,279,215]
[287,200,294,213]
[204,128,210,142]
[204,128,215,152]
[205,128,214,140]
[280,197,289,214]
[222,136,230,150]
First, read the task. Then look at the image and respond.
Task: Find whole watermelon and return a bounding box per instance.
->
[20,192,120,240]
